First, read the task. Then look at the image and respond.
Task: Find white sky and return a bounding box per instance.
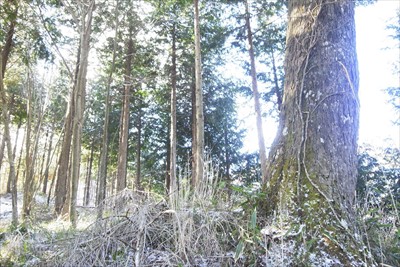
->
[240,0,400,153]
[356,0,399,148]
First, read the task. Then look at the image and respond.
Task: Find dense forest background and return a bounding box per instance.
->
[0,0,399,266]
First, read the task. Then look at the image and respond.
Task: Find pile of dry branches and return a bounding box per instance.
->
[51,179,238,266]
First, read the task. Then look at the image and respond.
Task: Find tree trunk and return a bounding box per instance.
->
[193,0,204,187]
[42,126,55,194]
[70,0,94,227]
[7,120,21,193]
[270,50,282,111]
[244,0,268,186]
[38,127,50,189]
[0,53,18,226]
[97,0,119,217]
[135,96,142,191]
[54,45,79,215]
[0,1,18,225]
[169,23,178,194]
[0,136,5,172]
[23,71,35,219]
[191,76,197,186]
[264,0,364,264]
[85,140,94,206]
[116,28,134,192]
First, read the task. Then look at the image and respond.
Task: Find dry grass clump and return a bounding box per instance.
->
[51,175,238,266]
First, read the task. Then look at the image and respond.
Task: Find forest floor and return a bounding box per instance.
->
[0,185,397,266]
[0,184,255,266]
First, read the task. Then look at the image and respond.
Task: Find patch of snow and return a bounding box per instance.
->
[283,127,288,136]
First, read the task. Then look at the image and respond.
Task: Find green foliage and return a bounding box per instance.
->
[357,145,400,266]
[234,207,265,266]
[357,146,400,206]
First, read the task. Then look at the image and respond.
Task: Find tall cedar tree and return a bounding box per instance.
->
[193,0,204,186]
[264,0,364,264]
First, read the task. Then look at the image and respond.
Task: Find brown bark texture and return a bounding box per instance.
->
[193,0,204,187]
[70,0,94,227]
[264,0,364,265]
[116,30,134,192]
[169,23,177,194]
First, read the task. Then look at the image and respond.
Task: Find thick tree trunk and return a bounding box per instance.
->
[70,0,94,227]
[264,0,364,264]
[54,44,80,215]
[193,0,204,187]
[169,23,177,194]
[116,29,134,192]
[54,109,73,215]
[244,0,268,186]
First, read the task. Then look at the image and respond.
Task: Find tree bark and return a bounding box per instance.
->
[85,139,94,206]
[191,76,196,186]
[54,44,80,215]
[97,0,119,217]
[193,0,204,187]
[135,97,142,191]
[116,28,134,192]
[0,136,5,172]
[244,0,268,186]
[7,120,20,193]
[70,0,94,227]
[42,126,55,194]
[23,79,33,218]
[264,0,363,264]
[117,26,133,191]
[169,23,178,194]
[0,4,18,223]
[0,53,18,226]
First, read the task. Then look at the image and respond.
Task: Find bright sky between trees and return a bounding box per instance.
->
[241,0,400,153]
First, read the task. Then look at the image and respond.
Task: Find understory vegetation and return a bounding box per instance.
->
[0,150,399,267]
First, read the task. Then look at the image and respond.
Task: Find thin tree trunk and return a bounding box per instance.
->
[42,126,55,194]
[97,0,119,217]
[116,28,134,192]
[193,0,204,187]
[23,71,34,219]
[244,0,268,186]
[223,121,231,189]
[264,0,363,263]
[135,97,142,191]
[7,120,21,193]
[0,136,5,172]
[191,77,196,186]
[70,0,94,227]
[38,127,50,189]
[85,139,94,206]
[270,50,282,111]
[0,53,18,226]
[169,23,177,194]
